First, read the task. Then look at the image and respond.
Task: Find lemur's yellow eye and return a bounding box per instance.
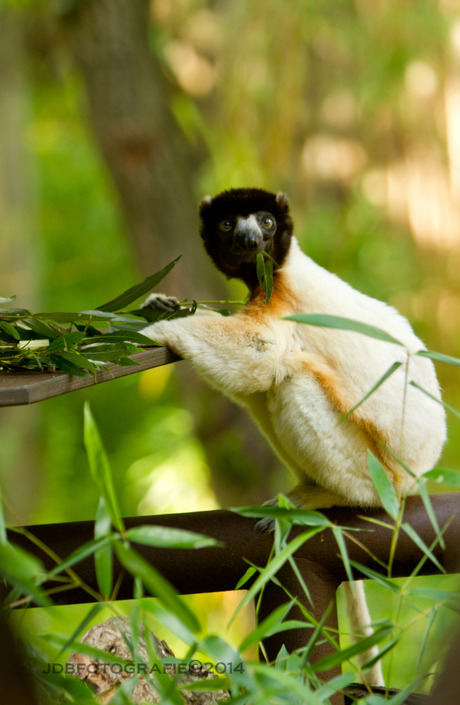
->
[259,213,276,231]
[219,219,233,232]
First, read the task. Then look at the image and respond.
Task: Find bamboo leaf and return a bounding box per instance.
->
[0,321,20,342]
[94,497,114,599]
[35,310,116,323]
[407,586,460,610]
[0,543,50,607]
[417,348,460,367]
[256,252,277,303]
[0,307,30,316]
[84,403,124,533]
[141,600,197,646]
[114,357,139,367]
[316,673,356,702]
[402,522,445,573]
[115,542,200,633]
[46,534,118,578]
[363,634,402,671]
[80,342,140,363]
[331,525,353,585]
[198,634,241,667]
[256,252,265,291]
[47,331,86,352]
[339,361,402,423]
[238,600,296,652]
[423,467,460,488]
[83,342,133,353]
[0,542,44,582]
[368,451,399,520]
[348,560,401,593]
[125,525,219,549]
[81,331,153,345]
[383,680,425,705]
[234,565,257,590]
[284,313,404,346]
[97,258,181,312]
[55,604,103,659]
[410,380,460,420]
[417,480,444,549]
[229,527,323,625]
[313,625,392,672]
[414,609,436,678]
[48,353,93,377]
[23,317,61,339]
[41,631,134,667]
[50,351,97,373]
[249,662,323,702]
[235,505,331,528]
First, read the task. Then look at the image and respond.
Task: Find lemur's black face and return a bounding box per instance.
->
[217,210,277,262]
[199,188,294,290]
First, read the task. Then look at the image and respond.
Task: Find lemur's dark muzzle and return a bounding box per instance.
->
[234,220,261,251]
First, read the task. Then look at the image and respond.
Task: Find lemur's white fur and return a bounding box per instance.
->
[142,237,446,509]
[142,229,445,687]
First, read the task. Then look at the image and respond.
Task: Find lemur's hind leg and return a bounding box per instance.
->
[255,483,356,532]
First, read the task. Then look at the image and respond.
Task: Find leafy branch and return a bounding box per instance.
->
[0,258,195,377]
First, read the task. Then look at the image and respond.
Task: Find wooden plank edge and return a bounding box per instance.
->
[0,346,181,406]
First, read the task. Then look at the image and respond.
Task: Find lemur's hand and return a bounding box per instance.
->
[141,293,180,314]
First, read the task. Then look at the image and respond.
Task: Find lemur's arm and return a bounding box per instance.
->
[142,313,291,394]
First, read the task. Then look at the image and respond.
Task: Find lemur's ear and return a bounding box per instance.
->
[199,195,213,211]
[275,192,289,210]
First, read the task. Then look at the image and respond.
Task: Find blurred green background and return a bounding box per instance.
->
[1,0,460,692]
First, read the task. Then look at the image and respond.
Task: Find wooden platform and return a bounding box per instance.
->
[0,346,179,406]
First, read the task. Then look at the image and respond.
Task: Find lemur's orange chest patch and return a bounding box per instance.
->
[244,269,298,320]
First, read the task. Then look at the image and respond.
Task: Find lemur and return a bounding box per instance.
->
[142,187,446,511]
[141,188,446,685]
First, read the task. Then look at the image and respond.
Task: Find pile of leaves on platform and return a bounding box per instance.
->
[0,258,194,377]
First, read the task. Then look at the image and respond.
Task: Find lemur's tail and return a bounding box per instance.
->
[342,580,385,687]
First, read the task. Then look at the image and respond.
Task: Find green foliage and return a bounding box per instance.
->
[367,452,399,521]
[0,260,193,376]
[1,408,460,703]
[284,313,405,346]
[1,0,460,700]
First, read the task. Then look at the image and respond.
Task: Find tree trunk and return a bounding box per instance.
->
[61,0,220,297]
[59,0,280,508]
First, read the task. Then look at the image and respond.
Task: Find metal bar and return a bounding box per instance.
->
[8,494,460,670]
[0,346,180,406]
[258,557,341,676]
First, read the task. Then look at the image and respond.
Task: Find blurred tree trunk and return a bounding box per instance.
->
[0,9,43,525]
[59,0,281,508]
[60,0,219,298]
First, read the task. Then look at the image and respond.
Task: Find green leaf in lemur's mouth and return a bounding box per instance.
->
[283,313,404,346]
[256,252,277,303]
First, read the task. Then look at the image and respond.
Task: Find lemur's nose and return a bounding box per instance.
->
[239,233,258,250]
[234,217,259,250]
